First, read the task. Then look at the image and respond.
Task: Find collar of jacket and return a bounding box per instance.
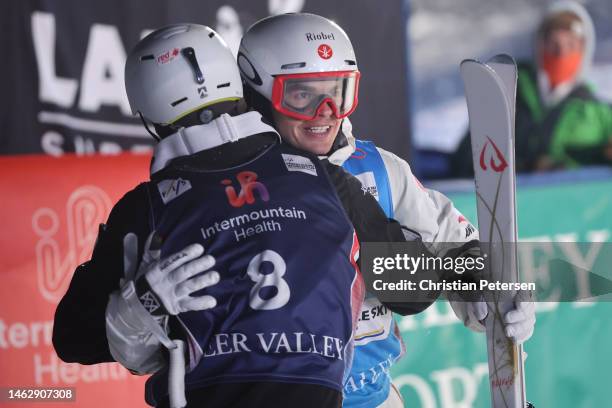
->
[151,111,279,174]
[322,118,358,166]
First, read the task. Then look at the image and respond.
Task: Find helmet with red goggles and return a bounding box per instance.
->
[272,71,360,120]
[238,13,360,120]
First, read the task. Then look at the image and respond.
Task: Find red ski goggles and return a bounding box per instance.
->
[271,71,360,121]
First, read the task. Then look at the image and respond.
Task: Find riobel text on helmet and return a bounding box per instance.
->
[305,32,335,42]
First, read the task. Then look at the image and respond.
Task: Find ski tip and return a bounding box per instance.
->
[460,58,495,77]
[487,54,517,67]
[460,58,481,67]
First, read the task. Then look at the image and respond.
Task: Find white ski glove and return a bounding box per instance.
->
[107,232,219,373]
[450,290,535,344]
[134,232,219,316]
[449,297,488,333]
[503,290,536,344]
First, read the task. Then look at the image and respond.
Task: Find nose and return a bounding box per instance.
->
[560,40,576,56]
[315,100,335,118]
[552,40,570,57]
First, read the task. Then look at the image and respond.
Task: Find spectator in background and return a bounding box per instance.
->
[451,0,612,177]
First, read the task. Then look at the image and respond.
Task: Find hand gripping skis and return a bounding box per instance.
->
[460,55,533,408]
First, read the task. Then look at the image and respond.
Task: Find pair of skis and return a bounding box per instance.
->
[461,55,532,408]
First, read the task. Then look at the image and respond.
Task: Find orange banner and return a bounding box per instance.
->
[0,153,152,407]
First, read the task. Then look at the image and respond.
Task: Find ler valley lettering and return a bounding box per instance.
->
[203,331,344,360]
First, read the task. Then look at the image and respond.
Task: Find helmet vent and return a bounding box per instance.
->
[344,60,356,66]
[181,47,205,84]
[158,25,189,39]
[140,55,154,61]
[217,82,231,89]
[237,52,263,86]
[208,32,215,38]
[281,62,306,70]
[170,97,188,107]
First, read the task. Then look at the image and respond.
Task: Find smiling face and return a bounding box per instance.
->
[272,104,342,155]
[272,78,347,155]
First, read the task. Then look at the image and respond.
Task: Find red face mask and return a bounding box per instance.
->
[541,50,582,89]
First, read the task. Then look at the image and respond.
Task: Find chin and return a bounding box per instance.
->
[311,147,330,155]
[297,134,336,155]
[307,140,334,155]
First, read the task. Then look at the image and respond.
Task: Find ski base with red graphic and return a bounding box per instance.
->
[460,54,528,408]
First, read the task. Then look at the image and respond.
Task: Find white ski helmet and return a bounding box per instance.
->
[125,24,242,126]
[238,13,360,120]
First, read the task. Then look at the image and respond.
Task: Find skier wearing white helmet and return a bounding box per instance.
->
[238,13,536,408]
[238,13,359,156]
[53,23,417,408]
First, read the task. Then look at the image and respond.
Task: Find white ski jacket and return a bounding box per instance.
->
[331,119,479,253]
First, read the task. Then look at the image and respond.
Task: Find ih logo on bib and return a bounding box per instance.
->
[222,171,270,208]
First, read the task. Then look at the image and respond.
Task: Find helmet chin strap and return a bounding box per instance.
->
[138,112,161,141]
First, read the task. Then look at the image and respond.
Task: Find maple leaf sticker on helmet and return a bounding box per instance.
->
[156,48,181,65]
[317,44,333,60]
